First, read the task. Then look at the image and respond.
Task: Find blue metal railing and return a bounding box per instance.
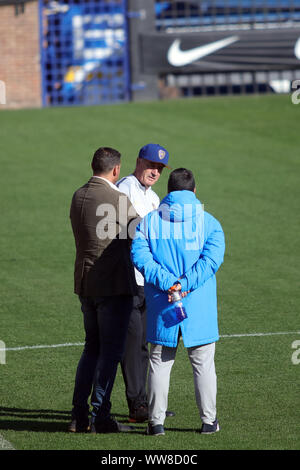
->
[39,0,130,106]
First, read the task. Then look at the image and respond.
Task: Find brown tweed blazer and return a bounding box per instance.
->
[70,177,139,297]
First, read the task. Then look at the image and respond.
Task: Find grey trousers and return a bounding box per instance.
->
[148,342,217,426]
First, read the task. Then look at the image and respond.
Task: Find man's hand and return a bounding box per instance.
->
[167,283,190,302]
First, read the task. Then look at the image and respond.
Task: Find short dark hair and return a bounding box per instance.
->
[91,147,121,174]
[168,168,195,193]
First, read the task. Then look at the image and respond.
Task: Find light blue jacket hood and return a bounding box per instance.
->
[159,190,201,222]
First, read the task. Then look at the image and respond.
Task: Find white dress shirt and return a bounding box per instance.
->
[92,175,121,192]
[117,174,160,286]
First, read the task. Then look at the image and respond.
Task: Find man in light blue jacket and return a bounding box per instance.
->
[131,168,225,436]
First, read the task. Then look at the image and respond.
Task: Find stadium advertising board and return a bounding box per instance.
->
[140,28,300,73]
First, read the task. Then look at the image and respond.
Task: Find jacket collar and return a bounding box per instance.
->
[89,176,121,192]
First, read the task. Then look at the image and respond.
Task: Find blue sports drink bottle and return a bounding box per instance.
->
[169,286,188,324]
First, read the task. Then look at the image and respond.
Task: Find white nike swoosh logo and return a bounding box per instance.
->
[294,37,300,59]
[167,36,239,67]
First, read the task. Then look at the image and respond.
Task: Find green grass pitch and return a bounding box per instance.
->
[0,94,299,451]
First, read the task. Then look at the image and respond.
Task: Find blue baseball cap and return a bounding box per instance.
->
[138,143,171,169]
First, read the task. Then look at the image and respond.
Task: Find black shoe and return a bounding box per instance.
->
[91,416,134,434]
[129,404,148,423]
[166,410,175,417]
[68,418,90,433]
[146,423,165,436]
[199,419,220,434]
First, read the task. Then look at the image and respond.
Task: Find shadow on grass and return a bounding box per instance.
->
[0,407,146,434]
[0,407,197,435]
[0,407,70,433]
[0,407,69,420]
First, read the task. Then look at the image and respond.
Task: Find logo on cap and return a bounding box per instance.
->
[158,149,166,160]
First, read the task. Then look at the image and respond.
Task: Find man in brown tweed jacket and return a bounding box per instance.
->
[69,147,139,434]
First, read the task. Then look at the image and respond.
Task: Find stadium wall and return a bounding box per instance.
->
[0,1,41,109]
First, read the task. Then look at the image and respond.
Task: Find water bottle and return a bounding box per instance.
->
[168,286,188,325]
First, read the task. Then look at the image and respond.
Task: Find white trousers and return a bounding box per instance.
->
[148,342,217,426]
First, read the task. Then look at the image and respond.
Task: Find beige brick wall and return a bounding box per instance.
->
[0,1,42,109]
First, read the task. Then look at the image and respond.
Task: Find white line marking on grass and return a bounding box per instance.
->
[220,331,300,338]
[0,433,15,450]
[0,342,84,352]
[0,332,299,353]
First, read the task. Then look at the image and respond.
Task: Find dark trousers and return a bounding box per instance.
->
[120,286,149,411]
[72,294,133,424]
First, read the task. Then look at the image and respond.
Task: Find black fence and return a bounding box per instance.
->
[155,0,300,30]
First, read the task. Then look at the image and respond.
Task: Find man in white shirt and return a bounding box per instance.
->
[117,143,174,423]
